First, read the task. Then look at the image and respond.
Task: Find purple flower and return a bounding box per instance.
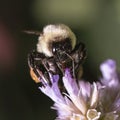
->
[98,59,120,120]
[100,59,119,88]
[39,59,120,120]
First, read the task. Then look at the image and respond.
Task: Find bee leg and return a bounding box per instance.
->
[69,56,75,79]
[56,62,64,76]
[71,42,87,79]
[28,51,51,87]
[36,67,51,87]
[29,64,49,87]
[41,59,56,83]
[28,52,35,68]
[73,42,87,64]
[30,67,41,83]
[28,52,41,83]
[64,52,76,79]
[54,52,75,78]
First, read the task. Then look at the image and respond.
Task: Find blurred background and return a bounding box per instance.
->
[0,0,120,119]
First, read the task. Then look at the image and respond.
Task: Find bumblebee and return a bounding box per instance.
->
[27,24,86,87]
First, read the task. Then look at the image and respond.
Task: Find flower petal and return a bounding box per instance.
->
[63,69,87,115]
[63,69,79,96]
[39,74,65,103]
[90,83,98,108]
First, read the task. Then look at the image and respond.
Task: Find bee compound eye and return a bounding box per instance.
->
[52,47,56,53]
[52,44,60,55]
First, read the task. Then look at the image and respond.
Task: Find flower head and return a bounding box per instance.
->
[39,59,120,120]
[39,69,100,120]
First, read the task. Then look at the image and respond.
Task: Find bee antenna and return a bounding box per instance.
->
[23,30,41,36]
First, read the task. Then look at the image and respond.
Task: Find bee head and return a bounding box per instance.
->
[37,24,76,57]
[52,37,72,55]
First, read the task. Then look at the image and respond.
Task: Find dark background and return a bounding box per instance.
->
[0,0,120,120]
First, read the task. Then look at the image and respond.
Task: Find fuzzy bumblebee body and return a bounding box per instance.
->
[27,24,86,87]
[37,24,76,57]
